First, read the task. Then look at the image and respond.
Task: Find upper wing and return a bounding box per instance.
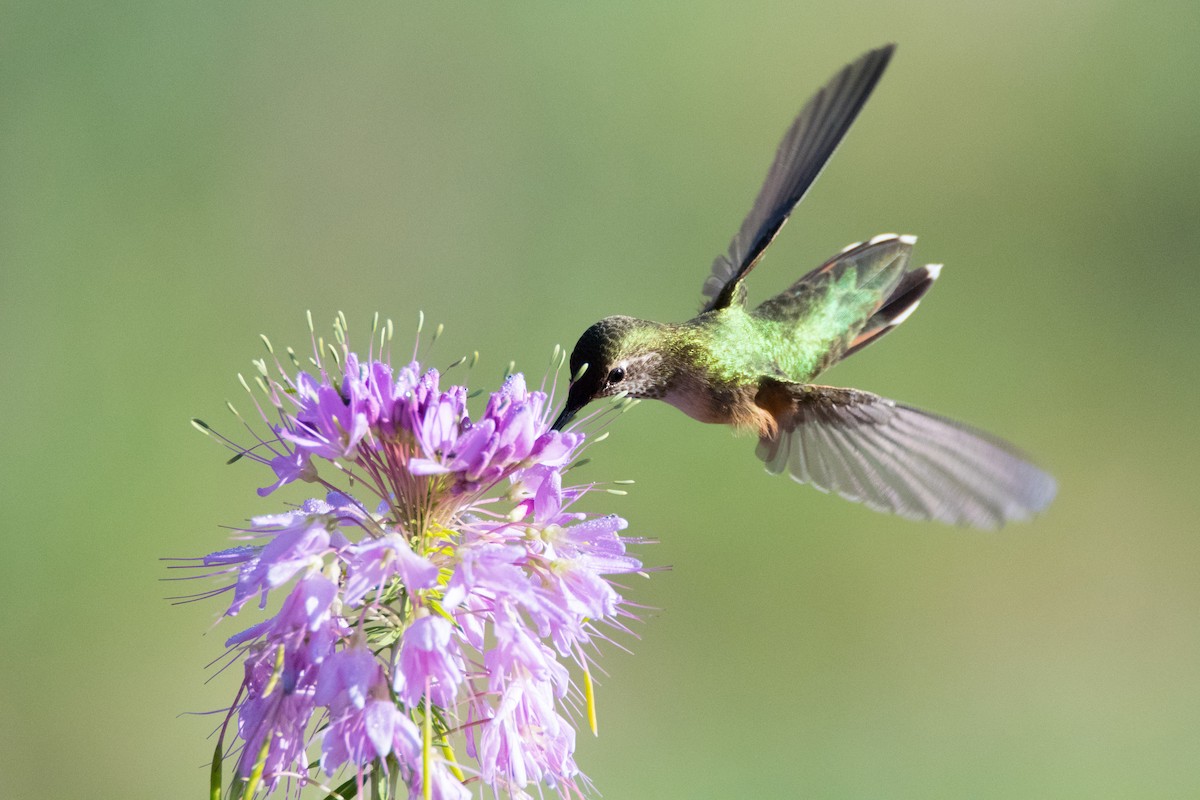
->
[700,45,895,313]
[755,383,1057,529]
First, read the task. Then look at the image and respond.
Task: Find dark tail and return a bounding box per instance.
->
[837,262,941,363]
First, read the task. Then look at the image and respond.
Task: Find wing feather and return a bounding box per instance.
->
[755,384,1057,529]
[701,45,895,312]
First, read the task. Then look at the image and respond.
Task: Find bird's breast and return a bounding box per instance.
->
[660,374,776,438]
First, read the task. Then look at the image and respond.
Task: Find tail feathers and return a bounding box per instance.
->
[838,262,941,362]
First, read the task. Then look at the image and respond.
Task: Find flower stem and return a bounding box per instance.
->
[423,683,433,800]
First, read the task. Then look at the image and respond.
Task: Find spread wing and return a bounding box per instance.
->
[755,383,1057,529]
[701,44,895,313]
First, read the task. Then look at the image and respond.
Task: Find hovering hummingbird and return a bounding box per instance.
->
[551,44,1056,529]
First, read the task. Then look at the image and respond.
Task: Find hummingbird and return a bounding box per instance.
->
[551,44,1056,529]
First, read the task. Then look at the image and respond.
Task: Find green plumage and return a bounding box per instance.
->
[651,234,916,391]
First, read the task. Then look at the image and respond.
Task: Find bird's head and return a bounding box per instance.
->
[551,316,671,430]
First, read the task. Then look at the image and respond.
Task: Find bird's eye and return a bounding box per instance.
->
[607,367,625,384]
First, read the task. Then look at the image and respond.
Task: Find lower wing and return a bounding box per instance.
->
[754,382,1056,529]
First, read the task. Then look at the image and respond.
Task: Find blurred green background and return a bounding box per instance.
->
[3,2,1198,798]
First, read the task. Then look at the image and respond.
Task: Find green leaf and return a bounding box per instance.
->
[324,776,360,800]
[210,740,223,800]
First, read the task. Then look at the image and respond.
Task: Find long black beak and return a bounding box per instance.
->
[550,406,576,431]
[551,381,591,431]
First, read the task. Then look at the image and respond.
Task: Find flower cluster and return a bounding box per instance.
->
[178,317,647,799]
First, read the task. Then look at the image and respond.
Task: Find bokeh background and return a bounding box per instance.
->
[4,2,1198,798]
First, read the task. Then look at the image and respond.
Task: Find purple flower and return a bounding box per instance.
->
[257,448,316,497]
[476,673,578,790]
[320,694,423,777]
[362,696,421,766]
[226,574,342,661]
[407,378,471,476]
[314,647,382,711]
[413,761,474,800]
[487,604,564,685]
[342,532,439,606]
[393,615,466,709]
[441,543,533,611]
[361,359,405,435]
[315,648,422,775]
[226,575,342,784]
[227,505,334,615]
[234,646,318,786]
[406,371,583,491]
[281,372,372,461]
[182,317,651,798]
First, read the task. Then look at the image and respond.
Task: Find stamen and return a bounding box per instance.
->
[583,667,599,736]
